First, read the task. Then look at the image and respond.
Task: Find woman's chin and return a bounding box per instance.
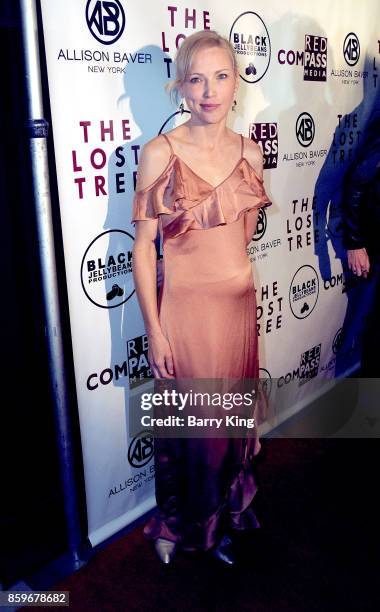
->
[192,110,228,125]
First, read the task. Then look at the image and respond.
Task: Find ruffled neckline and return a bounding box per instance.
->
[132,151,272,240]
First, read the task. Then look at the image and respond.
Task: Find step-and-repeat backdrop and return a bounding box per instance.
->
[40,0,380,545]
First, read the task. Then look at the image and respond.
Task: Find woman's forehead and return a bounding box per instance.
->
[189,46,233,73]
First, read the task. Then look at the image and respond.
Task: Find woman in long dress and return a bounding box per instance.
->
[131,30,272,564]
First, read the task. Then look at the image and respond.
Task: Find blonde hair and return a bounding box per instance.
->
[166,30,238,106]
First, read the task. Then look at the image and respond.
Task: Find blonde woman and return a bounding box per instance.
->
[131,30,271,565]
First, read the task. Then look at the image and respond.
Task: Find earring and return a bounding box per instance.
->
[232,99,237,112]
[179,100,185,114]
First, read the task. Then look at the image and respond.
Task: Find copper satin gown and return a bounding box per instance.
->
[131,133,272,551]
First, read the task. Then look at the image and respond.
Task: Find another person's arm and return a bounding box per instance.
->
[344,164,370,278]
[343,112,380,277]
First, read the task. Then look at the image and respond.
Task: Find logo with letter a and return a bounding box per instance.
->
[128,431,154,468]
[86,0,125,45]
[296,112,315,147]
[343,32,360,67]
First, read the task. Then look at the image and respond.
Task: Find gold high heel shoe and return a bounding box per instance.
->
[154,538,177,564]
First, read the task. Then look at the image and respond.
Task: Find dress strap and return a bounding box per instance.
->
[161,133,174,155]
[240,133,244,158]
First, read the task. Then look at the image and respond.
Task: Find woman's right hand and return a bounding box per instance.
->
[148,330,175,379]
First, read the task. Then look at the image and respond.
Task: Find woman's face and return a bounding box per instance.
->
[180,45,238,124]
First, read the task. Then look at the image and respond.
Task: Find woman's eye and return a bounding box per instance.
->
[190,77,201,84]
[218,73,228,79]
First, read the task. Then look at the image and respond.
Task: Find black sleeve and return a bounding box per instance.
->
[342,113,380,250]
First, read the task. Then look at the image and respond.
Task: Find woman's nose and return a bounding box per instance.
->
[203,80,216,97]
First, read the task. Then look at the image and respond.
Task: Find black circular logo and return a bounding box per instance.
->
[159,109,191,134]
[229,12,271,84]
[258,367,272,397]
[86,0,125,45]
[296,112,315,148]
[128,430,154,468]
[343,32,360,67]
[253,207,267,242]
[80,229,135,309]
[289,264,319,319]
[332,328,344,355]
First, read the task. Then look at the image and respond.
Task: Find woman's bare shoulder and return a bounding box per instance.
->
[242,136,264,179]
[136,134,173,191]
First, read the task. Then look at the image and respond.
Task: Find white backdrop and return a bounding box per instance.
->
[40,0,380,545]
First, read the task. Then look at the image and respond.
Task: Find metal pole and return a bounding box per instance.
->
[20,0,84,567]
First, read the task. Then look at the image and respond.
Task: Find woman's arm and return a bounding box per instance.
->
[132,138,175,378]
[132,219,161,337]
[244,209,260,247]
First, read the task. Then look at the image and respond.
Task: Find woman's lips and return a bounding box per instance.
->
[200,104,220,111]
